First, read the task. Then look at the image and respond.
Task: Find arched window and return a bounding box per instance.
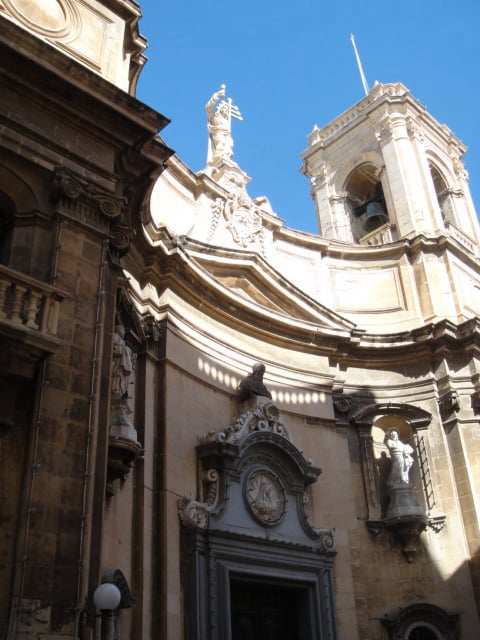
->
[407,624,440,639]
[382,602,458,639]
[429,163,455,224]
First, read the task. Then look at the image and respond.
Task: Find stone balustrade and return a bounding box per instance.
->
[445,221,478,256]
[0,265,65,339]
[360,223,395,246]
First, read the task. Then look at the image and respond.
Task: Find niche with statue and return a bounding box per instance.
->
[351,403,446,562]
[106,301,143,497]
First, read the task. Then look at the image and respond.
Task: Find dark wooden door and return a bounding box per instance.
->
[230,581,299,640]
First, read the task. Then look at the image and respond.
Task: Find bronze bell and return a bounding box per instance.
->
[362,199,388,232]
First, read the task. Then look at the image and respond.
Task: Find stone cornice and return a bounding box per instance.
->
[272,228,479,269]
[301,82,466,161]
[0,18,170,137]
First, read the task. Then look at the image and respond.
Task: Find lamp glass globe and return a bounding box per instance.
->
[93,583,121,611]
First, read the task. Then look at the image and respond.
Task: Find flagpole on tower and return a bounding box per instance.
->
[350,34,370,96]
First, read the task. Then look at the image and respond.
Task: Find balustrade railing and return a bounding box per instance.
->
[0,265,65,339]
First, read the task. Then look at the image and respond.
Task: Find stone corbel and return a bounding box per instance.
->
[107,436,143,498]
[366,513,446,561]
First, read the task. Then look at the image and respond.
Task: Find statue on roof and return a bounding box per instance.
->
[206,84,243,165]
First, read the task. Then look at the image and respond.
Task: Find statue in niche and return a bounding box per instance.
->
[206,84,242,164]
[238,363,272,402]
[110,323,137,439]
[384,428,414,488]
[112,323,133,400]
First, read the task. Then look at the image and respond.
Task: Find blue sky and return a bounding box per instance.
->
[136,0,480,235]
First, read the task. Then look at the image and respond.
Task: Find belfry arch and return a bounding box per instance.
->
[344,163,390,239]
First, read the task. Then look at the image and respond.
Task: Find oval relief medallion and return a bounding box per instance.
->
[245,469,286,526]
[3,0,79,39]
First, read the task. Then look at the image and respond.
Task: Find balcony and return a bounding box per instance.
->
[0,264,66,355]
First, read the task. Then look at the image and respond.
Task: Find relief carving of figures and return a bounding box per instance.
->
[384,428,414,488]
[246,469,286,525]
[206,84,242,165]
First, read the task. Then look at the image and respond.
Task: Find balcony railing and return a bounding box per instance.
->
[0,265,66,345]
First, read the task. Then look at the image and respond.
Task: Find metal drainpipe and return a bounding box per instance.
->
[76,239,109,638]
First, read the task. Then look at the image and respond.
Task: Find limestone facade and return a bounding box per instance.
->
[0,2,480,640]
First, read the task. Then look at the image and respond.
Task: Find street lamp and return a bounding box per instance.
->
[93,583,121,640]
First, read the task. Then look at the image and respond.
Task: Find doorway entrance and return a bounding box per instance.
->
[230,580,301,640]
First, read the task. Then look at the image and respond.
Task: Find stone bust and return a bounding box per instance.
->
[238,363,272,402]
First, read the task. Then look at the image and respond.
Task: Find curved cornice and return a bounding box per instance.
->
[126,228,480,364]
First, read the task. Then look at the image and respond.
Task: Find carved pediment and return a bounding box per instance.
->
[179,397,334,555]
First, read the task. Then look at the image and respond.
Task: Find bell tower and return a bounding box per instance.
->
[301,83,479,245]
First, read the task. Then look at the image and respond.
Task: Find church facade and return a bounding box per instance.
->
[0,2,479,640]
